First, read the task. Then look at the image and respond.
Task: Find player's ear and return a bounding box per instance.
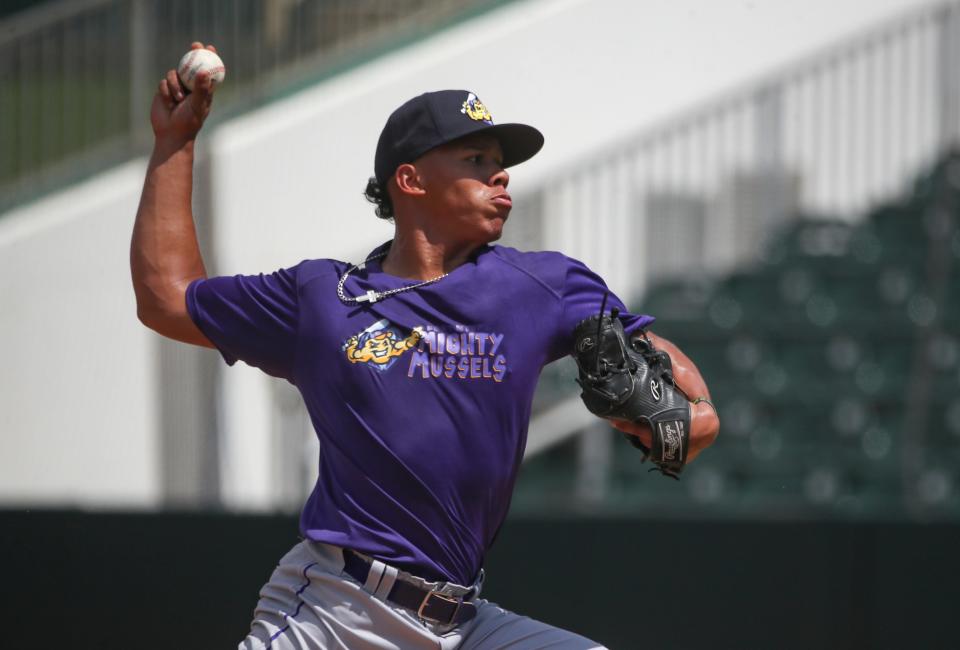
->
[394,163,426,197]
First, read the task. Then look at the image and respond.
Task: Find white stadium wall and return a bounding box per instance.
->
[0,0,935,508]
[0,161,160,507]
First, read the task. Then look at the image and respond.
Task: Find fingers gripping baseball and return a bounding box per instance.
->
[150,43,220,142]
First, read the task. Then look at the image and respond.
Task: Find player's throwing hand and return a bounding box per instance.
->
[151,42,219,142]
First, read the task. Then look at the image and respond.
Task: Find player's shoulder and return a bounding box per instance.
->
[486,245,581,299]
[275,258,343,291]
[488,245,583,274]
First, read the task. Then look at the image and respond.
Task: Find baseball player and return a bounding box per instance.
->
[131,42,720,649]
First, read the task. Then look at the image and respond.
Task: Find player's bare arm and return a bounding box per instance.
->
[611,331,720,462]
[130,42,218,348]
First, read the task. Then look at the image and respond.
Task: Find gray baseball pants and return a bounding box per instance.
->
[239,540,606,649]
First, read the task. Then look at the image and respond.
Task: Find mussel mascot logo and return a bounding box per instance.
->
[461,92,494,124]
[343,319,422,372]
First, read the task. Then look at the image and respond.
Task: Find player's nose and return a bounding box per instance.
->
[490,167,509,188]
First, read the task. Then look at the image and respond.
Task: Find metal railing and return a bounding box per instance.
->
[503,1,960,297]
[0,0,514,212]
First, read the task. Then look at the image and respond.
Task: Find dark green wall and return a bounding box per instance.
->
[1,1,52,19]
[3,511,956,649]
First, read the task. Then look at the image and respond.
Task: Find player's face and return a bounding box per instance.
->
[414,134,511,245]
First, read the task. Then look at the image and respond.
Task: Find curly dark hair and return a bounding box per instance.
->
[364,177,394,220]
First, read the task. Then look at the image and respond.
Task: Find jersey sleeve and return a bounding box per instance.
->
[185,263,302,381]
[547,257,655,363]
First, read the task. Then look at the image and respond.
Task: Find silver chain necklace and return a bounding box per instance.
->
[337,250,450,304]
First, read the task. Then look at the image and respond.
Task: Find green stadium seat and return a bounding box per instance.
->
[518,149,960,518]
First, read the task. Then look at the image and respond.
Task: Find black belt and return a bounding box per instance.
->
[342,549,478,626]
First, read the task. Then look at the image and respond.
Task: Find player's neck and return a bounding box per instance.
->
[381,229,480,281]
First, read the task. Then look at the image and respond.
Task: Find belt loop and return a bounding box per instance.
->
[374,563,399,600]
[363,559,386,593]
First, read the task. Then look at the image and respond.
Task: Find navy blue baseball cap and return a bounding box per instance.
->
[374,89,544,186]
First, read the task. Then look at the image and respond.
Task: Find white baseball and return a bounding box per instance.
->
[177,48,226,92]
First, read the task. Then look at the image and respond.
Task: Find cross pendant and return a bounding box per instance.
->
[357,289,378,304]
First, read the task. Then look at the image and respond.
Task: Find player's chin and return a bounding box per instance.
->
[482,214,508,242]
[492,204,511,222]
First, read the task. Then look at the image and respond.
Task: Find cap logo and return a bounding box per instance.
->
[461,92,493,124]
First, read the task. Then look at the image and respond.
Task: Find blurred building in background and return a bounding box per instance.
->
[1,0,957,521]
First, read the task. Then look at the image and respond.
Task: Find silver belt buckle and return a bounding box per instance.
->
[417,590,461,624]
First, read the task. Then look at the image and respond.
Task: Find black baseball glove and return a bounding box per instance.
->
[572,304,691,479]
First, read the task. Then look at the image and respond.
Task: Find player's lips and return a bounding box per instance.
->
[491,193,512,208]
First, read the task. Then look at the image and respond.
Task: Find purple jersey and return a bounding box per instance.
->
[186,243,653,585]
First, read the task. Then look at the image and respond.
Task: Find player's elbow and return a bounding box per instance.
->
[135,293,186,335]
[136,301,171,334]
[134,283,215,348]
[133,274,194,330]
